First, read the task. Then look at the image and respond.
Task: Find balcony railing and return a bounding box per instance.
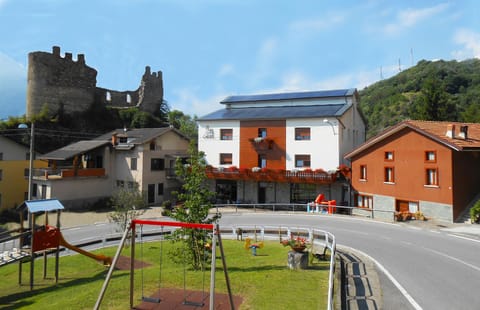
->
[205,167,337,184]
[32,167,106,179]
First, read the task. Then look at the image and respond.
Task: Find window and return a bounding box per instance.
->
[150,141,156,150]
[157,183,164,195]
[24,168,29,177]
[360,165,367,180]
[258,128,267,138]
[127,181,135,189]
[116,180,125,188]
[384,167,395,183]
[356,194,373,209]
[0,169,2,181]
[384,151,394,161]
[151,158,165,171]
[220,129,233,140]
[0,152,3,160]
[295,154,311,168]
[426,168,438,186]
[41,185,46,199]
[290,183,316,203]
[258,154,267,168]
[220,153,232,165]
[130,158,137,170]
[295,128,311,140]
[32,184,38,198]
[425,151,436,162]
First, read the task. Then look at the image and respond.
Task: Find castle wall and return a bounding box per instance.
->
[27,46,97,118]
[26,46,164,119]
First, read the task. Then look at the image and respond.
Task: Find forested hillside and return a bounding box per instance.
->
[359,58,480,138]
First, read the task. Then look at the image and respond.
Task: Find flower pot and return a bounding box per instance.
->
[291,245,306,253]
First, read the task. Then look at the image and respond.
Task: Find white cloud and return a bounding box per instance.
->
[217,63,235,77]
[289,12,346,34]
[170,88,227,117]
[452,29,480,59]
[384,3,449,35]
[0,52,27,118]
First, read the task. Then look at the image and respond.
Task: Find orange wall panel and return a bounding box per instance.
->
[239,120,286,169]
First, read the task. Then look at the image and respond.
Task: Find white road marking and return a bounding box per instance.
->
[447,233,480,244]
[425,247,480,273]
[340,245,423,310]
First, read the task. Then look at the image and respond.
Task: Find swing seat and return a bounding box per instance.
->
[183,300,204,307]
[142,296,161,303]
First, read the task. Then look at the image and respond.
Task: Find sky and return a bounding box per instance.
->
[0,0,479,120]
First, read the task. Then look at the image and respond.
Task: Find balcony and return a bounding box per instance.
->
[249,137,274,150]
[205,166,337,184]
[32,167,106,180]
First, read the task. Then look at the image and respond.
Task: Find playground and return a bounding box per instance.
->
[0,200,332,309]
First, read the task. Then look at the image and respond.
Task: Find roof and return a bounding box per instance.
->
[199,88,357,121]
[221,88,356,104]
[39,127,189,160]
[199,104,350,121]
[345,120,480,159]
[19,199,65,213]
[95,127,189,144]
[39,140,110,160]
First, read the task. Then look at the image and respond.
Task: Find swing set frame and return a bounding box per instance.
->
[94,219,234,310]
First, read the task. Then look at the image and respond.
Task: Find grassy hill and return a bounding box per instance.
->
[359,58,480,138]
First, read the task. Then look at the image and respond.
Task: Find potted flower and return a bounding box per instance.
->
[281,236,308,252]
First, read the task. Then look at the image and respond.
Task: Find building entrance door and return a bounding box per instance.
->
[148,184,155,204]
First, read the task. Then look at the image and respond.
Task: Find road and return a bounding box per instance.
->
[61,213,480,310]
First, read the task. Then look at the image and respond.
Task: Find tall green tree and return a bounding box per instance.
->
[168,110,198,141]
[410,75,457,121]
[168,141,218,270]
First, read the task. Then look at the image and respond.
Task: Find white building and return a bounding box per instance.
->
[35,128,189,209]
[197,89,365,205]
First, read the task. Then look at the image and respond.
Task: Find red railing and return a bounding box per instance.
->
[205,167,337,184]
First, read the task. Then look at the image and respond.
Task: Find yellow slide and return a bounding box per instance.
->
[58,233,112,266]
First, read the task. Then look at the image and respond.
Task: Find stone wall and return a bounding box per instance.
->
[26,46,163,119]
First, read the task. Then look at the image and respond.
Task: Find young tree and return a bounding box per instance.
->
[168,141,218,270]
[108,184,147,233]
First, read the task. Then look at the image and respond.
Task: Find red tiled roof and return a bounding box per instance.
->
[345,120,480,159]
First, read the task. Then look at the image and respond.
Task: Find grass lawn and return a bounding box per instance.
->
[0,239,330,309]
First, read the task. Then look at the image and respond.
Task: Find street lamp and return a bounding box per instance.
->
[18,122,35,201]
[323,118,337,135]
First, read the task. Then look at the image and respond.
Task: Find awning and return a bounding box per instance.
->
[19,199,65,213]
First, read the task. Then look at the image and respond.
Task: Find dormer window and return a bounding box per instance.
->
[119,136,128,143]
[258,128,267,138]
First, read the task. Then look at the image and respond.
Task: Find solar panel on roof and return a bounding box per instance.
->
[199,104,345,121]
[221,89,349,103]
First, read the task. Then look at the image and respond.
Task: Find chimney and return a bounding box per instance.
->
[446,124,455,139]
[459,125,468,140]
[112,133,118,145]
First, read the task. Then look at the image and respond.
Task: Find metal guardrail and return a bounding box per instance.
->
[213,203,398,222]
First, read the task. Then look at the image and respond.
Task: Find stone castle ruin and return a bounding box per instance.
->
[26,46,163,119]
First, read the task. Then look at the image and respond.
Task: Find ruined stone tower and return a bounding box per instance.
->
[26,46,163,119]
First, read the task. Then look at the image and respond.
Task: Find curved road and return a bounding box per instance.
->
[63,213,480,310]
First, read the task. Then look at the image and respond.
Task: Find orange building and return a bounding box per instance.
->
[345,120,480,222]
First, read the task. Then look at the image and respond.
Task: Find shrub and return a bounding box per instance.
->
[470,201,480,224]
